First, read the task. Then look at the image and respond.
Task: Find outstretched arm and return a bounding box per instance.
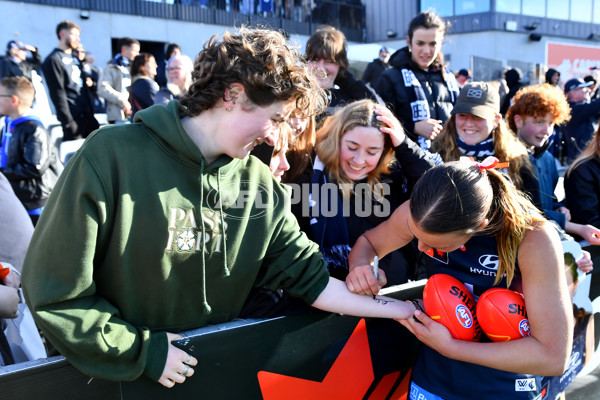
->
[312,277,416,320]
[346,201,415,296]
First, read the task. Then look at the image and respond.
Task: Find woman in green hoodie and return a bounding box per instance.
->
[22,27,418,388]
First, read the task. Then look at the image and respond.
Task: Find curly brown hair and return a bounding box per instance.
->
[505,83,571,133]
[180,27,327,118]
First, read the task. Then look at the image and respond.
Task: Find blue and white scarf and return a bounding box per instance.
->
[402,68,460,151]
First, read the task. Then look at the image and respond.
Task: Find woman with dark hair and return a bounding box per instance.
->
[305,25,378,117]
[129,52,159,119]
[283,26,381,200]
[347,158,572,399]
[376,11,459,151]
[545,67,560,86]
[500,67,524,116]
[22,27,417,389]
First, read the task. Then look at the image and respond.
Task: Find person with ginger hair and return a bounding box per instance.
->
[506,83,600,246]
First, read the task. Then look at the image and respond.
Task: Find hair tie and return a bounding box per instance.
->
[475,156,499,170]
[459,156,509,171]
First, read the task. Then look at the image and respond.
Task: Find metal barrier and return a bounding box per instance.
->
[0,280,424,399]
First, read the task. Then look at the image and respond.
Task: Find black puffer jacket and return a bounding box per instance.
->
[564,156,600,229]
[375,47,457,141]
[0,49,42,81]
[329,71,378,110]
[564,99,600,164]
[1,118,62,210]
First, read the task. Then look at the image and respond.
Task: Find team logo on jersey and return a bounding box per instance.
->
[478,255,499,270]
[515,378,536,392]
[424,248,449,264]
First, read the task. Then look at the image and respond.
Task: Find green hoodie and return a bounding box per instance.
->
[21,101,329,382]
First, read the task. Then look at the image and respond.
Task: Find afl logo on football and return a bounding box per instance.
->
[519,319,531,337]
[478,254,499,271]
[455,304,473,328]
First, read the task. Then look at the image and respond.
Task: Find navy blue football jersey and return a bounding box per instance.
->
[411,235,543,400]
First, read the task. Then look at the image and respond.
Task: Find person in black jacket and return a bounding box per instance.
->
[565,126,600,234]
[155,43,181,89]
[0,76,62,225]
[0,40,42,81]
[376,11,459,152]
[305,26,378,119]
[42,20,99,141]
[563,77,600,164]
[129,53,159,120]
[499,67,524,116]
[361,46,390,89]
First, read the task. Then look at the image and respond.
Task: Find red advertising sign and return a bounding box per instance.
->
[547,42,600,83]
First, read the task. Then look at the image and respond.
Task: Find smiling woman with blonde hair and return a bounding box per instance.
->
[291,98,435,285]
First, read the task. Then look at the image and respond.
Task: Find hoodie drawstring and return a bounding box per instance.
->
[217,172,230,277]
[199,157,211,313]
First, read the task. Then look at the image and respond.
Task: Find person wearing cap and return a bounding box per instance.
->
[375,11,459,152]
[361,46,390,89]
[563,77,600,164]
[0,40,41,81]
[431,81,538,197]
[455,68,471,88]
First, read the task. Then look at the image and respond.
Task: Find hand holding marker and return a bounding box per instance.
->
[372,256,379,299]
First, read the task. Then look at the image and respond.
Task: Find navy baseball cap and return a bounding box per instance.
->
[457,68,472,79]
[564,78,593,94]
[7,40,26,52]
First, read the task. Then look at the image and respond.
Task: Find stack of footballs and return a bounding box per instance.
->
[423,274,530,342]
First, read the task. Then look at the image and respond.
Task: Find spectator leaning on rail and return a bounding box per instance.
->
[21,27,418,389]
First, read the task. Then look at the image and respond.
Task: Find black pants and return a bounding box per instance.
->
[63,112,99,141]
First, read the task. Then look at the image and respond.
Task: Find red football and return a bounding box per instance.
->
[423,274,481,341]
[476,288,530,342]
